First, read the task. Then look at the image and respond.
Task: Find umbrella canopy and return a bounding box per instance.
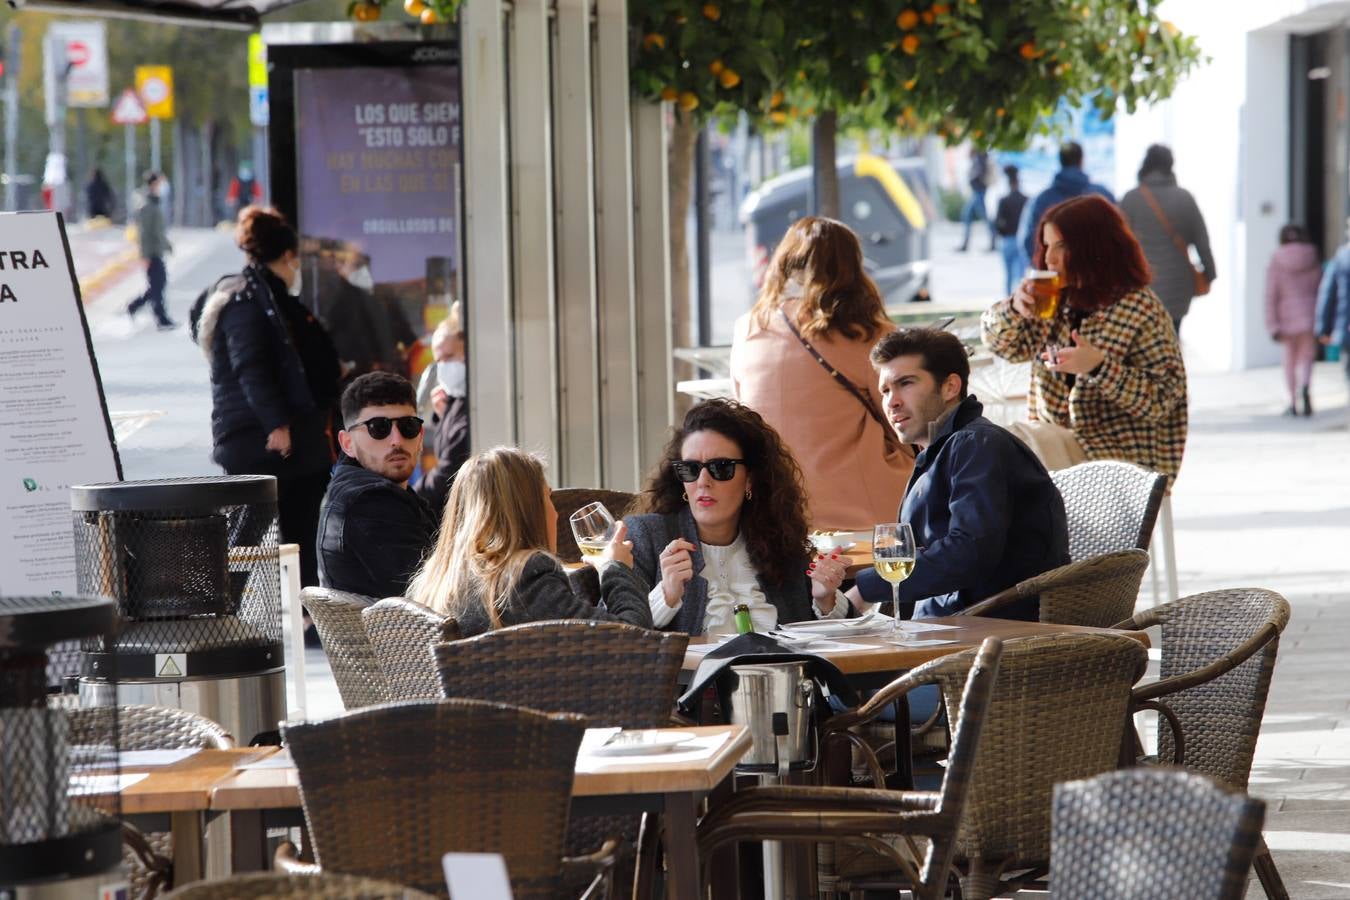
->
[6,0,311,28]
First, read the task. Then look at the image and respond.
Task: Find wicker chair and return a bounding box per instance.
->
[959,548,1150,628]
[1115,588,1292,900]
[67,705,234,900]
[300,587,389,709]
[163,872,435,899]
[279,699,587,899]
[550,488,637,563]
[362,597,461,701]
[1050,460,1166,562]
[433,620,689,898]
[1051,768,1266,900]
[697,638,1003,900]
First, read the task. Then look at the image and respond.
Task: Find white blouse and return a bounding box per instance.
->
[647,532,847,633]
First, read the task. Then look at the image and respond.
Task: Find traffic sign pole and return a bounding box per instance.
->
[150,117,160,173]
[124,122,135,222]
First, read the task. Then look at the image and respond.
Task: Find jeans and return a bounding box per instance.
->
[128,256,170,325]
[959,189,994,249]
[999,236,1022,296]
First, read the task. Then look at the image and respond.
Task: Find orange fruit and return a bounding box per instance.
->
[1019,41,1038,60]
[903,77,917,90]
[702,3,721,21]
[718,68,741,89]
[678,91,700,111]
[921,10,934,24]
[403,0,425,15]
[901,34,921,55]
[995,107,1005,117]
[896,9,919,29]
[932,2,950,13]
[769,90,784,108]
[659,86,679,102]
[353,1,381,21]
[419,6,438,23]
[709,59,724,75]
[1162,20,1179,37]
[769,110,788,124]
[642,33,666,51]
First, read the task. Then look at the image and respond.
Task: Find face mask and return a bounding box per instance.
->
[288,261,303,297]
[437,359,467,398]
[346,265,374,292]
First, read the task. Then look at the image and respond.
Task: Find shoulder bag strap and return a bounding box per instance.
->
[778,308,904,453]
[1138,185,1194,266]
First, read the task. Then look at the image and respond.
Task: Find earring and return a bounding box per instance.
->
[744,488,753,500]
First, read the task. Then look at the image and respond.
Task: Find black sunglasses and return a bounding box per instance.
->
[672,458,746,483]
[347,415,424,440]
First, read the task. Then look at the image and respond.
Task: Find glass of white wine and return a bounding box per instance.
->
[570,502,616,561]
[872,522,916,635]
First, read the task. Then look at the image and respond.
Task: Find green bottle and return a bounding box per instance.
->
[733,603,754,635]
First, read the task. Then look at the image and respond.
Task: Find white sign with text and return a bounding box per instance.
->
[0,211,120,596]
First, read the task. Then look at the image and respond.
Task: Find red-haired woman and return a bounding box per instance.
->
[982,194,1188,482]
[731,216,913,530]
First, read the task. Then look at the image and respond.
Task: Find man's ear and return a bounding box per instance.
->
[337,429,354,458]
[941,373,963,404]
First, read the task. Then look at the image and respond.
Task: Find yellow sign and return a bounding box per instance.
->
[248,34,268,89]
[135,65,174,119]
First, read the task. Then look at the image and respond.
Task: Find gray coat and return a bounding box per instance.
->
[624,509,815,635]
[135,194,172,260]
[1119,172,1216,321]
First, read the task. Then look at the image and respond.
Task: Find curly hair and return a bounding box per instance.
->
[638,399,812,588]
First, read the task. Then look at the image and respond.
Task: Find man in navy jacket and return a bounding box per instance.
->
[846,329,1068,620]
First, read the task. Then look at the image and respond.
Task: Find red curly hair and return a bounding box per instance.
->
[1032,194,1151,311]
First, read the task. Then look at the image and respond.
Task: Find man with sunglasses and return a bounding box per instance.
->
[317,372,440,600]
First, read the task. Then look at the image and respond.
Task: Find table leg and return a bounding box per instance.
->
[229,810,267,872]
[170,811,205,886]
[893,692,914,790]
[662,792,700,900]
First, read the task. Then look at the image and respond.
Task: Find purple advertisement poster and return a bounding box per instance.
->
[293,65,461,380]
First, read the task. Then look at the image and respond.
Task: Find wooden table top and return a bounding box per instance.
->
[684,616,1151,676]
[207,725,752,812]
[119,747,277,814]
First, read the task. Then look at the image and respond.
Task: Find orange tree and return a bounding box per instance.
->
[346,0,460,24]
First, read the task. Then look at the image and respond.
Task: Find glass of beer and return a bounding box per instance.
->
[872,522,916,635]
[570,502,616,560]
[1025,269,1061,320]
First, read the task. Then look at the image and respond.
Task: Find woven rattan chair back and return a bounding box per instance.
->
[930,633,1147,896]
[1051,768,1265,900]
[1036,549,1150,627]
[550,488,638,563]
[68,704,235,750]
[1119,588,1291,792]
[283,699,586,900]
[1051,461,1166,562]
[301,587,389,709]
[163,872,436,899]
[362,598,461,701]
[433,619,687,726]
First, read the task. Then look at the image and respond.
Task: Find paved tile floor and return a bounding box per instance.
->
[288,353,1350,899]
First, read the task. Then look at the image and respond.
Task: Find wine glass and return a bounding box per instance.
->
[570,502,616,560]
[872,522,916,635]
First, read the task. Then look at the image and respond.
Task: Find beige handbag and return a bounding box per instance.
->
[1006,420,1087,472]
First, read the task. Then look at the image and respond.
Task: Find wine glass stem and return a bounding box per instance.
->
[890,582,899,634]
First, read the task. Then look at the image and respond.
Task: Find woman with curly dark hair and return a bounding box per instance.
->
[624,399,853,635]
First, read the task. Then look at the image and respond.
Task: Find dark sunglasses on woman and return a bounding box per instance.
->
[347,415,424,440]
[672,458,746,483]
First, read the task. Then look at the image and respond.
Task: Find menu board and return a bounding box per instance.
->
[0,211,120,596]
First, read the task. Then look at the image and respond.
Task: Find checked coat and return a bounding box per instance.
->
[981,287,1187,483]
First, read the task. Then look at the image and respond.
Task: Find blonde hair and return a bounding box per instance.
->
[408,446,552,626]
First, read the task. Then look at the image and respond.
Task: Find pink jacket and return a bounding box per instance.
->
[731,305,914,531]
[1265,242,1322,336]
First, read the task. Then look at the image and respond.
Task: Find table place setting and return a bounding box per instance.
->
[575,727,733,771]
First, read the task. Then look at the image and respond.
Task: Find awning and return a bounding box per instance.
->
[6,0,312,29]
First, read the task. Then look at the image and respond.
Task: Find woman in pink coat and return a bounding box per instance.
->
[731,217,914,530]
[1265,223,1324,416]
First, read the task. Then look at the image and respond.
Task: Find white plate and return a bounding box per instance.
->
[588,731,696,756]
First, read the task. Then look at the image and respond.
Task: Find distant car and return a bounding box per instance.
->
[740,153,934,306]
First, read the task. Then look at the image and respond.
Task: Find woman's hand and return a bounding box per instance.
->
[657,538,697,608]
[265,425,292,458]
[1010,280,1039,319]
[808,552,852,607]
[590,520,634,571]
[1041,329,1105,376]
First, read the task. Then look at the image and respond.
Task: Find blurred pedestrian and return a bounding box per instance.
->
[85,168,114,220]
[731,216,913,530]
[993,164,1028,296]
[956,147,996,252]
[1119,144,1216,334]
[414,304,470,511]
[1317,218,1350,386]
[1018,142,1114,268]
[1264,224,1322,417]
[227,163,262,220]
[190,206,341,589]
[126,171,175,330]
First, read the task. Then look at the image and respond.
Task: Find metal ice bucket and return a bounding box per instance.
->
[720,661,816,775]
